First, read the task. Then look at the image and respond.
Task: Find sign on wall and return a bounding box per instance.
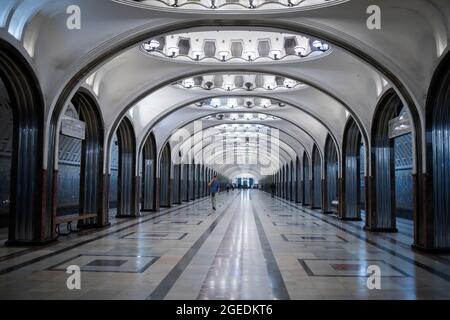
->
[61,115,86,140]
[389,114,412,139]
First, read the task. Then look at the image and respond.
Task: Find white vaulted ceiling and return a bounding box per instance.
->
[1,0,449,177]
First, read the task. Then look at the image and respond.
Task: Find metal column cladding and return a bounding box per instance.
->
[312,145,322,209]
[343,118,363,220]
[142,133,156,211]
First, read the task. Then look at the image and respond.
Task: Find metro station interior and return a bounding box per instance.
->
[0,0,450,300]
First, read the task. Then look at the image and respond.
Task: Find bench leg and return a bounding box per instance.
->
[68,221,80,233]
[56,223,71,236]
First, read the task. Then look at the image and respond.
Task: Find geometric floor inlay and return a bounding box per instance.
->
[272,222,321,227]
[298,259,410,277]
[121,232,188,240]
[49,254,159,273]
[282,234,348,242]
[153,220,203,225]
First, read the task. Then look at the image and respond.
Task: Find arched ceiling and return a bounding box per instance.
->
[124,0,349,11]
[1,0,450,175]
[165,120,307,179]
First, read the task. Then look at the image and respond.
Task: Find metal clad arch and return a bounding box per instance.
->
[324,134,338,214]
[368,89,404,232]
[0,40,45,243]
[424,52,450,250]
[142,132,157,211]
[115,116,137,217]
[341,117,364,221]
[312,144,322,209]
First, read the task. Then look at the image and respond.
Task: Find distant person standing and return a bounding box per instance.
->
[208,175,221,210]
[270,182,276,198]
[226,183,230,192]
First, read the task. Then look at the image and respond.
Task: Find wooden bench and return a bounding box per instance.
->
[55,214,97,236]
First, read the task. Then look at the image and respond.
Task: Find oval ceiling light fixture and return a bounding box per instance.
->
[119,0,348,11]
[203,113,280,121]
[194,97,289,110]
[173,74,305,92]
[141,30,331,63]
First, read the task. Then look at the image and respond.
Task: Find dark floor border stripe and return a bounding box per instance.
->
[271,193,450,283]
[251,199,291,300]
[0,214,138,262]
[147,193,239,300]
[0,197,210,276]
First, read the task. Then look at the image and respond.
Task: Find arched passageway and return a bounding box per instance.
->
[172,156,182,204]
[0,77,13,236]
[160,143,172,207]
[200,165,205,198]
[189,160,195,200]
[56,91,104,229]
[341,117,365,221]
[295,157,302,203]
[195,164,201,199]
[302,152,310,206]
[424,53,450,251]
[288,161,294,201]
[324,135,338,214]
[141,133,157,211]
[113,117,137,218]
[311,145,322,209]
[182,162,189,201]
[0,42,45,244]
[367,90,413,232]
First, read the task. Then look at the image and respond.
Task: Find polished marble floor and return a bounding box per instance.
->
[0,190,450,300]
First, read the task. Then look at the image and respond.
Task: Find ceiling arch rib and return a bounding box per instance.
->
[175,126,299,165]
[131,94,337,170]
[163,117,310,165]
[188,134,298,168]
[167,122,303,178]
[94,45,377,154]
[3,1,444,177]
[192,148,289,179]
[3,1,445,175]
[128,82,349,147]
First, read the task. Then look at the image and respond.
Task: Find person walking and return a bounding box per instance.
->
[208,175,221,210]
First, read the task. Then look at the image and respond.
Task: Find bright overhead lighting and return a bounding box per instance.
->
[269,49,282,60]
[294,46,307,57]
[192,50,204,60]
[144,39,160,51]
[168,46,179,57]
[218,50,230,61]
[243,50,256,61]
[182,78,195,88]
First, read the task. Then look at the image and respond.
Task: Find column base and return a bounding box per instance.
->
[76,222,99,230]
[412,244,450,254]
[364,226,398,233]
[115,214,138,219]
[96,222,111,228]
[5,237,58,247]
[339,217,363,221]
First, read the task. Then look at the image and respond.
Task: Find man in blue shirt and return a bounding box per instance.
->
[208,175,221,210]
